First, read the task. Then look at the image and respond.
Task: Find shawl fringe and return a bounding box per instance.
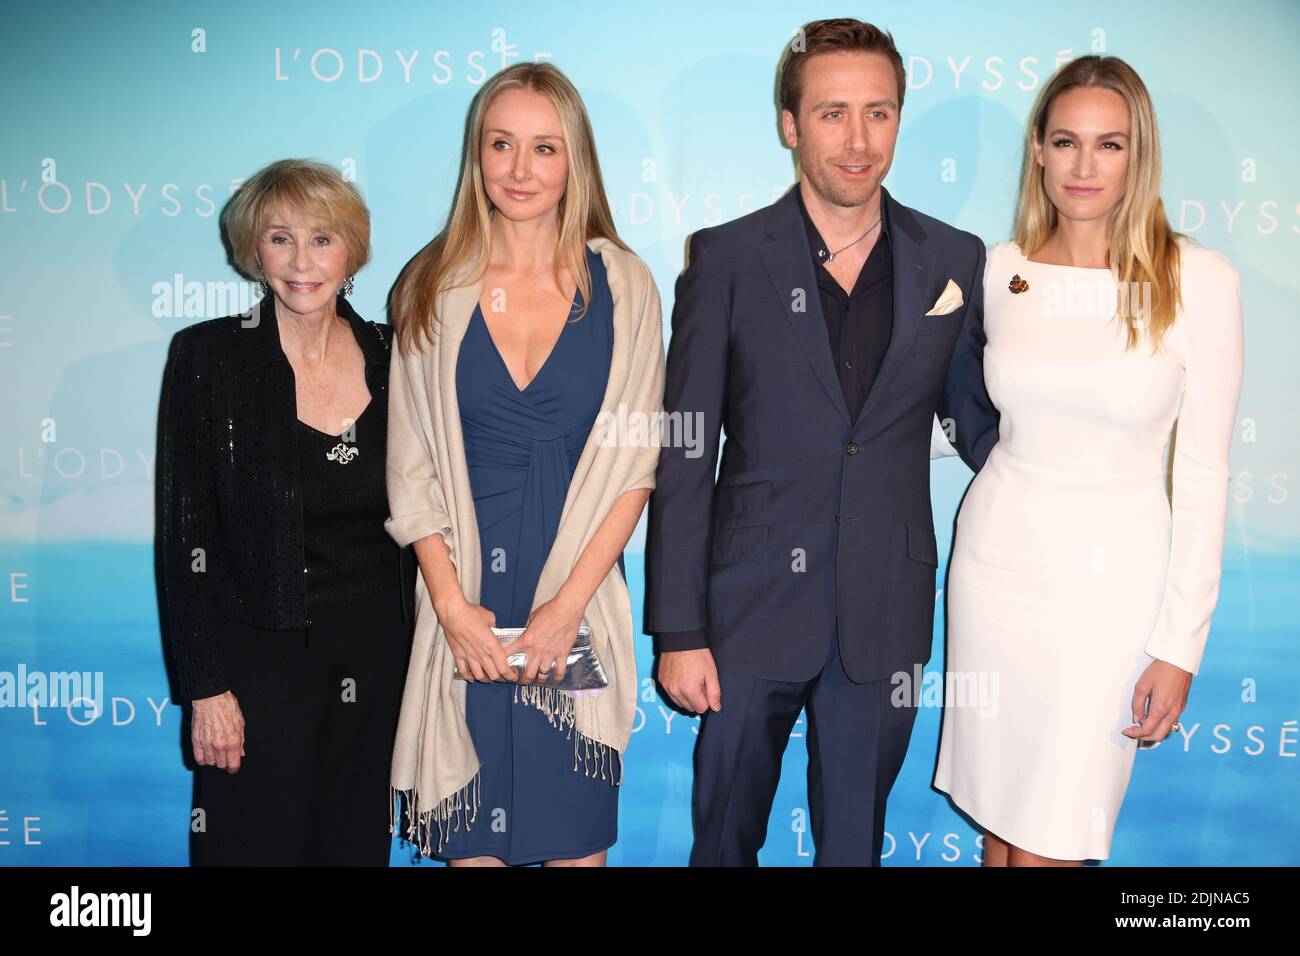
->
[512,683,625,787]
[390,685,623,860]
[390,773,481,858]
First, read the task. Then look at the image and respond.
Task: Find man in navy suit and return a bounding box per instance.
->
[644,18,1000,866]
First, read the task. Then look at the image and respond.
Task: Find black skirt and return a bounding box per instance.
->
[190,583,412,866]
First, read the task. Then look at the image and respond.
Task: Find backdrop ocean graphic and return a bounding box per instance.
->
[1,0,1297,865]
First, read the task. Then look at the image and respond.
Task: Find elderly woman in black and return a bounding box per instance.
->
[158,159,415,865]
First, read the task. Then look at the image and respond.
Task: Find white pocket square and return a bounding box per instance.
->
[925,278,964,316]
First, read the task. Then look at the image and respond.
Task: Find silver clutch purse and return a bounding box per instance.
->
[452,622,609,692]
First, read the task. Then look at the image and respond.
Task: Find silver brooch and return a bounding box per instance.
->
[326,443,359,464]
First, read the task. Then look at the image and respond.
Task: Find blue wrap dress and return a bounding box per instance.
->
[436,246,621,864]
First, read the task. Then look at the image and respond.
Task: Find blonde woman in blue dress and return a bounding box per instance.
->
[933,56,1244,865]
[385,62,663,867]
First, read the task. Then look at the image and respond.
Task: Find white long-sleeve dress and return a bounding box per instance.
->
[933,238,1244,861]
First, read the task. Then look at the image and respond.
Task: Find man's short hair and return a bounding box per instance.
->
[779,18,906,116]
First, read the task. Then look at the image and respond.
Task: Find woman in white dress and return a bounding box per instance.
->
[933,55,1244,866]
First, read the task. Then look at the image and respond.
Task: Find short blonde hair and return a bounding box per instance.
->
[222,159,371,280]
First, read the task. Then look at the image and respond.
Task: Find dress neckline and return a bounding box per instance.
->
[1014,241,1111,273]
[297,396,374,440]
[476,254,594,394]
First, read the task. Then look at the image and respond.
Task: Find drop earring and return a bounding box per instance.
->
[341,275,355,297]
[256,262,270,298]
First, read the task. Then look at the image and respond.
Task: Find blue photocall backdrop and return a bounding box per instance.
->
[1,0,1296,865]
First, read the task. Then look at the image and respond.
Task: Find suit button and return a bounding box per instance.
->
[846,442,859,455]
[834,512,840,523]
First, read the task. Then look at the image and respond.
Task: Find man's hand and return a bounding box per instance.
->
[658,648,722,714]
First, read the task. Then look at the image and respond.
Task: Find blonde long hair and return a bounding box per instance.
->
[1014,55,1181,351]
[391,62,629,354]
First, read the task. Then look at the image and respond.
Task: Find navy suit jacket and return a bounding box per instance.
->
[644,184,999,684]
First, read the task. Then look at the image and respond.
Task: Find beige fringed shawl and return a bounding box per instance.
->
[384,237,665,855]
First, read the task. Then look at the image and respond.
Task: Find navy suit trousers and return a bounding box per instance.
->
[689,625,919,866]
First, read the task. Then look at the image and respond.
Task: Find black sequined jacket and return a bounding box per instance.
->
[157,294,416,702]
